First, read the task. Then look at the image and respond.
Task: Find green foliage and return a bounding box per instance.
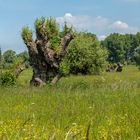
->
[21,26,33,43]
[34,17,71,52]
[35,16,59,39]
[102,33,140,64]
[0,71,16,86]
[17,51,30,68]
[133,33,140,68]
[60,22,73,37]
[134,46,140,68]
[102,33,126,63]
[35,16,46,38]
[0,49,29,71]
[2,50,17,69]
[59,60,70,76]
[65,33,107,75]
[45,19,61,52]
[45,17,59,39]
[49,36,61,52]
[3,50,16,63]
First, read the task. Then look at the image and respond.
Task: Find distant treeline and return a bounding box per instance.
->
[0,49,29,69]
[101,32,140,65]
[1,32,140,72]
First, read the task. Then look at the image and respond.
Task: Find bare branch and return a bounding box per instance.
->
[51,74,61,85]
[59,33,74,59]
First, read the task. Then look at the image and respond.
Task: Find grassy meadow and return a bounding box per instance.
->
[0,66,140,139]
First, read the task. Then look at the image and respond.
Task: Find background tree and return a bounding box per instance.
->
[101,33,140,64]
[3,50,17,69]
[21,17,74,86]
[17,51,29,68]
[101,33,126,63]
[124,34,139,63]
[134,45,140,69]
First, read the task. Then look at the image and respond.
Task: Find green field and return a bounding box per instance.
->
[0,66,140,140]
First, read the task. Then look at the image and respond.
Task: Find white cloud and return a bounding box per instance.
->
[93,16,109,29]
[109,20,138,33]
[56,13,139,35]
[56,13,109,31]
[57,13,93,30]
[110,21,129,30]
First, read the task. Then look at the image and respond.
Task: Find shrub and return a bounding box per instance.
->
[65,33,107,75]
[0,71,16,86]
[59,60,70,76]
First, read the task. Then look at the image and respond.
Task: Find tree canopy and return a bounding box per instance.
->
[101,33,140,64]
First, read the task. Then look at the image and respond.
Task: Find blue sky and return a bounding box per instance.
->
[0,0,140,53]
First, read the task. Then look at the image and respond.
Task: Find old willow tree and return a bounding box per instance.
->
[21,17,74,86]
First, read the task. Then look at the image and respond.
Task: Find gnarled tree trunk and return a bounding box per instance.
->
[21,17,74,86]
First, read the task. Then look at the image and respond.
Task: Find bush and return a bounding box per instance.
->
[59,60,70,76]
[0,71,16,86]
[64,33,107,75]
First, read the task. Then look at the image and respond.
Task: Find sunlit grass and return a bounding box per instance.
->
[0,65,140,139]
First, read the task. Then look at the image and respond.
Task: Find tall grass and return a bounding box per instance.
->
[0,65,140,139]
